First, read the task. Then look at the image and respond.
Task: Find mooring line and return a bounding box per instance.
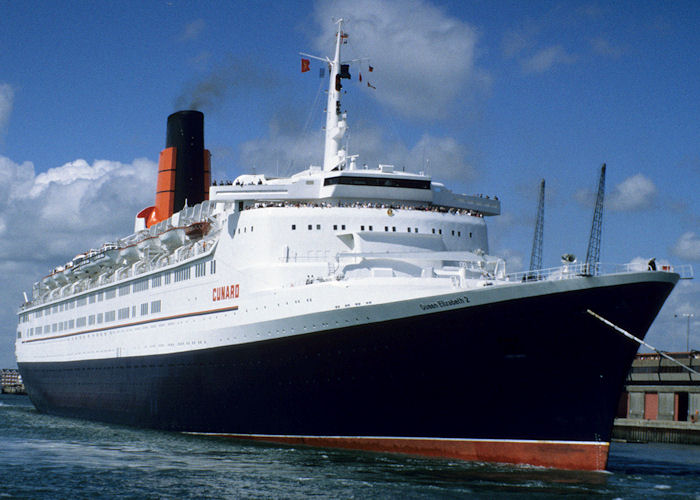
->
[586,309,700,376]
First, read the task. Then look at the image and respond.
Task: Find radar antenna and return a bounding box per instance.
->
[584,163,606,276]
[529,179,545,272]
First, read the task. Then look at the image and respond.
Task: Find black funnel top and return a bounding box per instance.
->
[166,110,205,213]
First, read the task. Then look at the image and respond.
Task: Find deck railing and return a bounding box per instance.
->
[505,262,694,283]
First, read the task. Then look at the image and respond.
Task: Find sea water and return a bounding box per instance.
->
[1,394,699,499]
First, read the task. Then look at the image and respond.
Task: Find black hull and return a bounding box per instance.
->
[19,277,675,468]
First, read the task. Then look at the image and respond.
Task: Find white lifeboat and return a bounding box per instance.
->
[119,244,140,264]
[53,266,69,285]
[159,227,186,250]
[137,235,163,252]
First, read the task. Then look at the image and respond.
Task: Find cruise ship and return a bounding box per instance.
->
[16,20,684,471]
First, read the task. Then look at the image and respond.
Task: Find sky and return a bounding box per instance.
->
[1,0,699,367]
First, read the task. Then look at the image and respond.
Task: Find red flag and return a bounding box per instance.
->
[359,72,362,82]
[301,58,310,73]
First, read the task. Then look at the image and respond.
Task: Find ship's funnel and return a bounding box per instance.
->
[139,110,211,228]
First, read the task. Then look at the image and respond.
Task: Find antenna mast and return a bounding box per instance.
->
[322,19,348,171]
[585,164,606,276]
[529,179,545,272]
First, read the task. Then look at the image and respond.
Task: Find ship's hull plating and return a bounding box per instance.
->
[19,275,676,470]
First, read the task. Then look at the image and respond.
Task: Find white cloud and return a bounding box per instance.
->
[0,154,158,367]
[0,83,14,135]
[0,155,156,262]
[576,173,657,211]
[312,0,486,120]
[590,37,624,58]
[238,123,475,183]
[672,232,700,261]
[182,19,205,41]
[608,173,656,211]
[520,45,576,74]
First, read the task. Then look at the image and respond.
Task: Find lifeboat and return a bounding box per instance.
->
[137,235,163,252]
[119,244,140,264]
[185,221,210,239]
[159,227,186,250]
[53,266,69,285]
[41,273,58,289]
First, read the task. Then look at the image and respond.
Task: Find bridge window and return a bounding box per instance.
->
[323,176,430,189]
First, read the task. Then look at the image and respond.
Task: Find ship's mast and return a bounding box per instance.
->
[322,19,348,171]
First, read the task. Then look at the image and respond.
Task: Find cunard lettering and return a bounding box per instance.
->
[212,284,240,301]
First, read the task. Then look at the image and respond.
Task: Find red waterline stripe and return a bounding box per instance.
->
[23,305,239,344]
[189,434,610,471]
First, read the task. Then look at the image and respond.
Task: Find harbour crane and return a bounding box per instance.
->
[529,179,545,272]
[584,164,606,275]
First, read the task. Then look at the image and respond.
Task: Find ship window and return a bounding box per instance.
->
[174,267,191,282]
[69,319,75,329]
[451,230,455,236]
[77,296,87,307]
[238,201,244,211]
[60,304,64,312]
[244,227,246,233]
[439,229,442,235]
[77,317,86,328]
[132,305,136,317]
[151,275,162,288]
[369,226,373,231]
[105,288,116,300]
[89,294,96,304]
[392,227,396,232]
[361,225,365,231]
[458,231,461,237]
[98,292,104,302]
[105,311,116,322]
[195,262,206,278]
[118,307,129,320]
[316,224,321,230]
[45,308,50,316]
[323,176,431,189]
[88,315,96,326]
[469,232,472,238]
[342,224,346,230]
[385,226,388,232]
[151,300,161,314]
[164,272,171,285]
[210,260,216,274]
[17,331,21,339]
[333,225,338,230]
[133,278,149,293]
[140,303,148,316]
[52,323,57,332]
[292,224,296,230]
[432,228,435,234]
[97,313,103,324]
[308,224,312,230]
[251,226,254,232]
[407,227,411,233]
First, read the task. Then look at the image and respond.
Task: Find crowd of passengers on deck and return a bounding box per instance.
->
[242,201,485,218]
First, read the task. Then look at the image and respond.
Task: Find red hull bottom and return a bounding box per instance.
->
[190,434,610,471]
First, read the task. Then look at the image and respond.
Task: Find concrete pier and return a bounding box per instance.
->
[613,352,700,444]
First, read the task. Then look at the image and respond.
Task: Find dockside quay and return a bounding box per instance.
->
[614,352,700,444]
